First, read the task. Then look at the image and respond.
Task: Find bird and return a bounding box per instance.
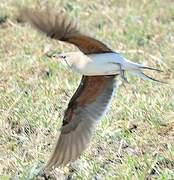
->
[20,7,162,170]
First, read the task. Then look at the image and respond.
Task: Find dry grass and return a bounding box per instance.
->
[0,0,174,179]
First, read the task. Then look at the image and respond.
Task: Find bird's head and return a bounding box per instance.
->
[57,53,74,67]
[55,52,82,67]
[57,53,68,61]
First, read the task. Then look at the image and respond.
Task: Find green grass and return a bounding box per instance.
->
[0,0,174,179]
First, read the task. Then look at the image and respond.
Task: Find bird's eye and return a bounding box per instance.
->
[58,54,67,60]
[58,55,66,59]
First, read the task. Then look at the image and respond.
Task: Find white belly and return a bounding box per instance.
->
[72,53,124,76]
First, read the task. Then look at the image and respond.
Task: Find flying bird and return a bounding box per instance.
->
[20,7,162,170]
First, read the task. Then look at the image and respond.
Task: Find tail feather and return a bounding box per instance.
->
[140,66,163,72]
[122,59,164,83]
[131,70,164,83]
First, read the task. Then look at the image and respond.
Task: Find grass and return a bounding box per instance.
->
[0,0,174,179]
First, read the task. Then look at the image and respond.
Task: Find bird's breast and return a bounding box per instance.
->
[73,52,122,76]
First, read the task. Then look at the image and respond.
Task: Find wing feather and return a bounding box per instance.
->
[20,7,112,54]
[45,76,120,170]
[20,7,120,170]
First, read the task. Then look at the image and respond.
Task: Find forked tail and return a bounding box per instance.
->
[131,66,164,83]
[120,59,164,83]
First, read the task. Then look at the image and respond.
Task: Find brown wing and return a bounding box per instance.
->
[20,7,119,169]
[20,7,113,54]
[45,76,120,169]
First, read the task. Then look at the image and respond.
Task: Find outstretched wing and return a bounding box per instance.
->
[45,76,120,169]
[20,7,113,54]
[21,7,119,169]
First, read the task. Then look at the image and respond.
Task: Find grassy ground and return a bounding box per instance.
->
[0,0,174,179]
